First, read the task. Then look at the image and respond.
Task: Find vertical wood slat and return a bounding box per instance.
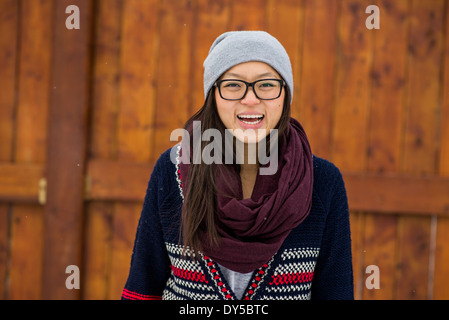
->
[89,0,122,160]
[0,0,19,161]
[349,211,365,300]
[191,0,230,110]
[0,206,8,299]
[332,0,373,299]
[0,0,19,299]
[15,0,52,164]
[230,0,266,31]
[332,0,372,172]
[42,0,93,299]
[9,205,44,299]
[434,0,449,300]
[83,202,113,299]
[110,0,161,299]
[396,0,445,300]
[297,0,337,159]
[362,0,409,300]
[108,203,141,298]
[153,0,195,155]
[117,0,159,163]
[84,0,123,299]
[367,0,408,174]
[266,0,304,122]
[8,0,53,300]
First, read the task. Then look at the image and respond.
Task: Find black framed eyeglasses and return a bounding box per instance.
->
[214,79,285,101]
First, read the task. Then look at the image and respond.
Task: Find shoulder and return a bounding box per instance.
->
[144,145,180,201]
[150,145,180,183]
[154,145,178,171]
[311,155,347,210]
[312,155,344,187]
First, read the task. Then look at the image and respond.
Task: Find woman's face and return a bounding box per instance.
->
[215,61,285,144]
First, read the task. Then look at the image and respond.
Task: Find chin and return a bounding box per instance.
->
[233,128,268,144]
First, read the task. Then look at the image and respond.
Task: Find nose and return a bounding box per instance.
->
[241,87,260,105]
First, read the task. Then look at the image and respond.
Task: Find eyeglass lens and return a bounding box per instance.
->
[218,79,283,100]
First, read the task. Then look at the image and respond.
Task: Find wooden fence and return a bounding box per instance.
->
[0,0,448,300]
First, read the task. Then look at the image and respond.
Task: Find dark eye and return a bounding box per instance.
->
[257,80,278,91]
[223,82,242,88]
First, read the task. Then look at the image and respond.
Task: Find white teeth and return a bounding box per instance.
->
[238,114,263,119]
[240,118,263,125]
[237,114,264,125]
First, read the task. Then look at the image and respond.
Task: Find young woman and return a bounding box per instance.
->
[121,31,354,300]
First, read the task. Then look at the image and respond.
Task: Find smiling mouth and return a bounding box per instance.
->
[237,114,264,125]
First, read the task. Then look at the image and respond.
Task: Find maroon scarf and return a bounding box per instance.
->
[179,118,313,273]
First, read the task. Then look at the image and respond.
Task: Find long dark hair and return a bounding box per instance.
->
[181,87,291,254]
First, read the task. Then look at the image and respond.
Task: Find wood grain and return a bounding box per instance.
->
[42,0,93,299]
[2,0,449,300]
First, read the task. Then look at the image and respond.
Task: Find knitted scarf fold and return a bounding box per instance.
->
[179,118,313,273]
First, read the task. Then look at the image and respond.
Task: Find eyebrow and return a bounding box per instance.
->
[223,72,278,79]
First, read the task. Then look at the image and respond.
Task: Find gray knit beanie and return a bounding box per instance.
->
[203,31,294,103]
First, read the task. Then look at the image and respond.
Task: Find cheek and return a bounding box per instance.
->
[270,103,283,122]
[215,100,235,127]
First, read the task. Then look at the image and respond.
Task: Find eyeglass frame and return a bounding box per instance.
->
[214,78,286,101]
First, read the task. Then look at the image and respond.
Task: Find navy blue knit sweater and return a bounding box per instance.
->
[121,146,354,300]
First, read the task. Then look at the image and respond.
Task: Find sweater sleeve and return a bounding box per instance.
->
[311,162,354,300]
[121,156,171,300]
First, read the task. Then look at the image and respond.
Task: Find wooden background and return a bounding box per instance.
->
[1,0,448,300]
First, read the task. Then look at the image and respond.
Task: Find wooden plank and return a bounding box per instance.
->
[350,211,365,300]
[361,0,409,300]
[362,214,397,299]
[0,163,44,203]
[82,202,113,299]
[230,0,266,30]
[402,0,444,173]
[153,0,195,156]
[344,173,449,216]
[117,0,159,162]
[296,0,336,159]
[0,0,18,162]
[332,0,372,171]
[114,0,160,300]
[367,0,408,173]
[42,0,93,299]
[434,216,449,299]
[191,0,230,109]
[0,0,19,299]
[396,215,432,299]
[332,1,373,298]
[434,0,449,300]
[89,0,122,160]
[9,0,53,300]
[8,205,44,299]
[85,160,153,202]
[440,1,449,177]
[432,217,449,300]
[84,0,122,300]
[15,0,52,164]
[108,202,141,299]
[0,205,9,299]
[266,0,304,124]
[396,0,445,300]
